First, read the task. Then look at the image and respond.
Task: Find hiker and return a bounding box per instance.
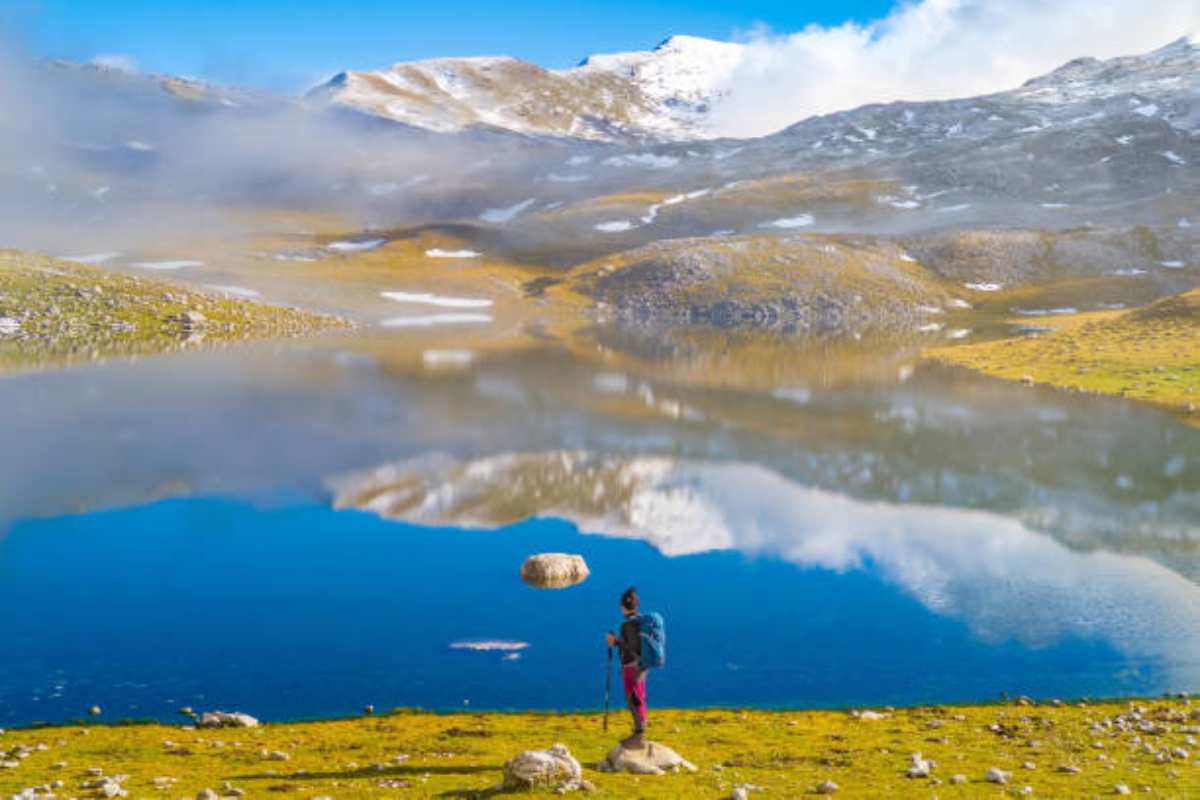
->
[607,586,651,747]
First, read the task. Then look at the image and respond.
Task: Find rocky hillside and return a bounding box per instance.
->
[308,36,744,141]
[558,234,954,330]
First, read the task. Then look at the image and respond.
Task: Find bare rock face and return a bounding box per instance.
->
[597,741,698,775]
[502,743,587,791]
[198,711,260,728]
[519,553,590,589]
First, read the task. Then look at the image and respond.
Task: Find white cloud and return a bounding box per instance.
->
[709,0,1200,137]
[90,53,139,73]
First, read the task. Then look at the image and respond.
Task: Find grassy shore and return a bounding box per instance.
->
[2,700,1198,798]
[0,250,351,373]
[927,289,1200,426]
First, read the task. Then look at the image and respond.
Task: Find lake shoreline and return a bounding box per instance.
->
[2,698,1197,797]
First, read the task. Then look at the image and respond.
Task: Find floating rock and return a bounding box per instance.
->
[198,711,260,728]
[985,767,1010,784]
[597,741,697,775]
[502,743,584,791]
[88,705,102,716]
[519,553,590,589]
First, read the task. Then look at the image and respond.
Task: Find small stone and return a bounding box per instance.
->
[1058,765,1081,774]
[907,752,933,778]
[1114,785,1131,795]
[816,779,839,794]
[197,790,219,800]
[1022,761,1036,770]
[267,751,290,761]
[985,767,1010,784]
[950,774,967,785]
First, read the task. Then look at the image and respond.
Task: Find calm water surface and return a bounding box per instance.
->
[1,329,1197,726]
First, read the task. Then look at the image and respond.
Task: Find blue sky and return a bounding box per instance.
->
[6,0,896,91]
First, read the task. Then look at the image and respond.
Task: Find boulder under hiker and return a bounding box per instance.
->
[605,586,666,749]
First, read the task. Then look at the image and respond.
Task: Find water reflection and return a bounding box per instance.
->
[332,451,1200,686]
[3,330,1195,573]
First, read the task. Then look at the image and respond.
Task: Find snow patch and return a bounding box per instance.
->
[381,291,493,309]
[1159,260,1186,269]
[759,214,814,229]
[130,260,203,270]
[1162,151,1187,165]
[480,198,535,224]
[964,282,1003,292]
[425,249,481,259]
[595,220,635,232]
[328,239,385,253]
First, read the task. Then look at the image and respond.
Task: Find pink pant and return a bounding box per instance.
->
[622,664,647,729]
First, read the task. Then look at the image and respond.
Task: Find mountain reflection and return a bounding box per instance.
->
[333,451,1200,685]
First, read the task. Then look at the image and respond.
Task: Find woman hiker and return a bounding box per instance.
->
[606,586,648,748]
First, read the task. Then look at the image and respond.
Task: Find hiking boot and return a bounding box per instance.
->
[620,730,646,749]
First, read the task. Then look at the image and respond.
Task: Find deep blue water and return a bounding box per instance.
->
[0,496,1171,727]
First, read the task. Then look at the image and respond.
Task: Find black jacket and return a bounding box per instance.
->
[617,615,641,665]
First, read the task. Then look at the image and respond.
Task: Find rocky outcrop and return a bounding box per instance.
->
[520,553,590,588]
[502,743,592,792]
[198,711,259,728]
[577,234,951,333]
[596,741,697,775]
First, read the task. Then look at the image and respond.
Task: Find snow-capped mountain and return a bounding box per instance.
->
[308,35,744,141]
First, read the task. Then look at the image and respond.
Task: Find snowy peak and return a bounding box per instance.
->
[312,32,1199,143]
[312,35,745,141]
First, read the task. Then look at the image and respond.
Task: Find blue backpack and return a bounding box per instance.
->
[638,612,666,669]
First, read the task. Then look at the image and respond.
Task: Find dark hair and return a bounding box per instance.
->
[620,586,639,612]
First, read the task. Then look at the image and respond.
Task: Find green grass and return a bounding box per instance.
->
[927,289,1200,426]
[2,701,1197,798]
[0,249,350,372]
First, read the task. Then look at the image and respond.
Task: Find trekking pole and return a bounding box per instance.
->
[603,642,613,731]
